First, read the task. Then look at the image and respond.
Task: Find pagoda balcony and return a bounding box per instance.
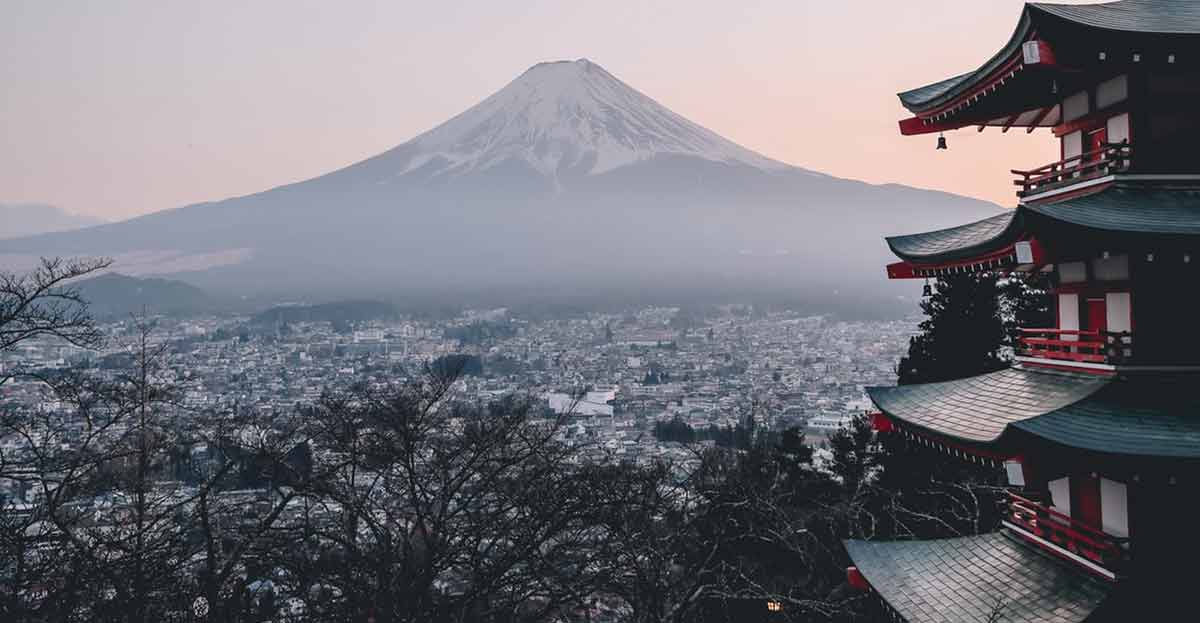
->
[1013,142,1132,198]
[1016,328,1134,366]
[1004,491,1129,581]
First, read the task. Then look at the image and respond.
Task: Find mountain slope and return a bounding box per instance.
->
[0,59,1002,310]
[379,59,789,181]
[0,203,104,239]
[74,273,212,318]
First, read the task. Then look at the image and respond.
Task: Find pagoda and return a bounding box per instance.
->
[843,1,1200,621]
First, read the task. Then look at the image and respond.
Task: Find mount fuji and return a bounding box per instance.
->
[0,59,1001,312]
[377,59,787,182]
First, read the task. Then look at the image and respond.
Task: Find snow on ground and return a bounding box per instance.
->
[392,59,791,180]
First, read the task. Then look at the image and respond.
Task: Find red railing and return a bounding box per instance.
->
[1016,328,1134,365]
[1006,491,1129,577]
[1017,328,1104,363]
[1012,142,1132,197]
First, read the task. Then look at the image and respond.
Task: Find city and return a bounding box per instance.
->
[1,305,913,473]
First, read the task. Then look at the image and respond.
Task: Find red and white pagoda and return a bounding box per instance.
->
[845,1,1200,621]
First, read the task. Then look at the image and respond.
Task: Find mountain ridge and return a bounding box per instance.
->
[0,59,1002,312]
[0,203,105,240]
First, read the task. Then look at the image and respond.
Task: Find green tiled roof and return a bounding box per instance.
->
[897,73,976,111]
[1024,185,1200,235]
[1031,0,1200,35]
[871,368,1200,458]
[845,532,1110,623]
[884,185,1200,266]
[1013,374,1200,458]
[867,368,1109,443]
[900,1,1200,113]
[885,211,1019,264]
[897,9,1032,112]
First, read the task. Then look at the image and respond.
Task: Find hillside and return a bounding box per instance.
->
[75,273,212,318]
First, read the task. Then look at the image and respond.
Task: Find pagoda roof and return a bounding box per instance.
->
[897,7,1033,114]
[845,532,1110,623]
[885,211,1020,264]
[1014,374,1200,458]
[1032,0,1200,36]
[884,184,1200,271]
[1024,183,1200,236]
[898,1,1200,134]
[871,368,1200,458]
[867,368,1108,443]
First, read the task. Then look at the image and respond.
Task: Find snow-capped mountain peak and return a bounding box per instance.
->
[392,58,789,180]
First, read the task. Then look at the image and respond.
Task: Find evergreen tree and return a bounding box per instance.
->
[827,415,877,496]
[896,274,1008,385]
[1000,272,1054,350]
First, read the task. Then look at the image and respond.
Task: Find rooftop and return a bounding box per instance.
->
[885,211,1019,264]
[870,367,1200,458]
[897,0,1200,133]
[845,532,1110,623]
[867,367,1107,444]
[1013,373,1200,457]
[1032,0,1200,35]
[885,183,1200,270]
[1025,183,1200,236]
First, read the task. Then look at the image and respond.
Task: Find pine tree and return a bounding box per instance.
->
[896,274,1008,385]
[1000,272,1054,351]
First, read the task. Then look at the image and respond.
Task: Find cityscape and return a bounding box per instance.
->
[1,305,912,473]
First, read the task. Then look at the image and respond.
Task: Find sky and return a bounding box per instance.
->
[1,0,1095,221]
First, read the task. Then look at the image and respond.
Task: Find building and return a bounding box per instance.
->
[845,2,1200,621]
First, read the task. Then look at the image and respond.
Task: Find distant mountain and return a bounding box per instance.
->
[0,59,1001,314]
[0,203,104,239]
[75,273,212,318]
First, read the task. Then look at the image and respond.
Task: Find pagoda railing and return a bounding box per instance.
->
[1016,328,1134,365]
[1005,491,1129,578]
[1013,142,1132,197]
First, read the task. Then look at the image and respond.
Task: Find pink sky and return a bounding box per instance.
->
[1,1,1093,220]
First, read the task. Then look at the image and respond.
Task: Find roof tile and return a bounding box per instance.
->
[845,532,1110,623]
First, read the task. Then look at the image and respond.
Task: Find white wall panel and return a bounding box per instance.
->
[1106,292,1132,333]
[1049,477,1072,518]
[1107,113,1131,145]
[1059,293,1080,342]
[1093,254,1129,281]
[1063,91,1090,122]
[1059,261,1087,283]
[1063,131,1084,165]
[1100,478,1129,538]
[1097,74,1129,109]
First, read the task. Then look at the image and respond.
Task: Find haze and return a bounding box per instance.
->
[1,0,1096,221]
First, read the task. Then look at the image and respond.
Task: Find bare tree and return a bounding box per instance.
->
[186,407,312,622]
[0,256,112,356]
[824,413,1009,547]
[0,317,309,623]
[587,443,855,623]
[282,371,603,623]
[0,317,184,621]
